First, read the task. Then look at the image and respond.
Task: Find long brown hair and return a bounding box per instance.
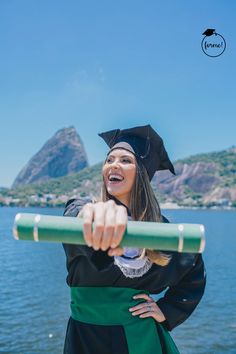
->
[101,156,171,266]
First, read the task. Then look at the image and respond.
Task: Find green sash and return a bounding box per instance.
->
[70,287,180,354]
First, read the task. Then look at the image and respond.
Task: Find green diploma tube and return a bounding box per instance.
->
[13,213,205,253]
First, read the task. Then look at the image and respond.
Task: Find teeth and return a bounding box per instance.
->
[109,174,124,181]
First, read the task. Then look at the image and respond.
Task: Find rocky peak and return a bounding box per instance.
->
[12,126,88,187]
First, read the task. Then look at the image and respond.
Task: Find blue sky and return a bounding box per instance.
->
[0,0,235,187]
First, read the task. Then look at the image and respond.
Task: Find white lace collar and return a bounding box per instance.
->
[114,247,152,278]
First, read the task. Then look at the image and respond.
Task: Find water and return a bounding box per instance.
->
[0,207,236,354]
[0,207,69,354]
[165,209,236,354]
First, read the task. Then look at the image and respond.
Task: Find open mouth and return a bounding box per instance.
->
[108,174,124,183]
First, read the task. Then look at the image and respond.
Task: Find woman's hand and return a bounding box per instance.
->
[129,294,166,323]
[79,200,127,256]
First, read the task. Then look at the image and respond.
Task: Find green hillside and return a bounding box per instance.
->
[0,163,103,206]
[176,147,236,188]
[1,147,235,208]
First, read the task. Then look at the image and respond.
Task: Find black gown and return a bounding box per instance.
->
[63,198,206,354]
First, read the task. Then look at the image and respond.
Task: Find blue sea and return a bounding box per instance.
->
[0,207,236,354]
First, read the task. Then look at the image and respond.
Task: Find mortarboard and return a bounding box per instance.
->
[202,29,215,36]
[98,124,175,180]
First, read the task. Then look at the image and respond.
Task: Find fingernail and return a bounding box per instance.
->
[133,296,137,299]
[111,243,116,248]
[139,315,144,318]
[129,308,133,311]
[87,242,92,247]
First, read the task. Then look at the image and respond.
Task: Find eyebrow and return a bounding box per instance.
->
[107,154,134,160]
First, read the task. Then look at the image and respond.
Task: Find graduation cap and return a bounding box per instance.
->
[98,124,175,180]
[202,29,215,36]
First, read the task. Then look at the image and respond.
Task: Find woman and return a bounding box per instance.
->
[63,124,206,354]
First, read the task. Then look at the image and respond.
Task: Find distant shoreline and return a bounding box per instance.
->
[0,204,235,211]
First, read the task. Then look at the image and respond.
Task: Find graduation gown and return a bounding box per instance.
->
[63,198,206,354]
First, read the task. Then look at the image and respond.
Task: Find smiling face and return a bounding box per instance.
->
[102,149,137,207]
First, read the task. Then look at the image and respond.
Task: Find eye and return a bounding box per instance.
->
[106,157,113,163]
[121,158,132,163]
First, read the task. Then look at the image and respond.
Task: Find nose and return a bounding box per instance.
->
[110,159,119,168]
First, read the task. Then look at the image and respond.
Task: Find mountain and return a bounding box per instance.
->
[12,127,88,188]
[1,146,235,208]
[151,146,236,207]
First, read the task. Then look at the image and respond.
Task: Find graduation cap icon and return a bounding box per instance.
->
[99,124,175,180]
[202,29,216,36]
